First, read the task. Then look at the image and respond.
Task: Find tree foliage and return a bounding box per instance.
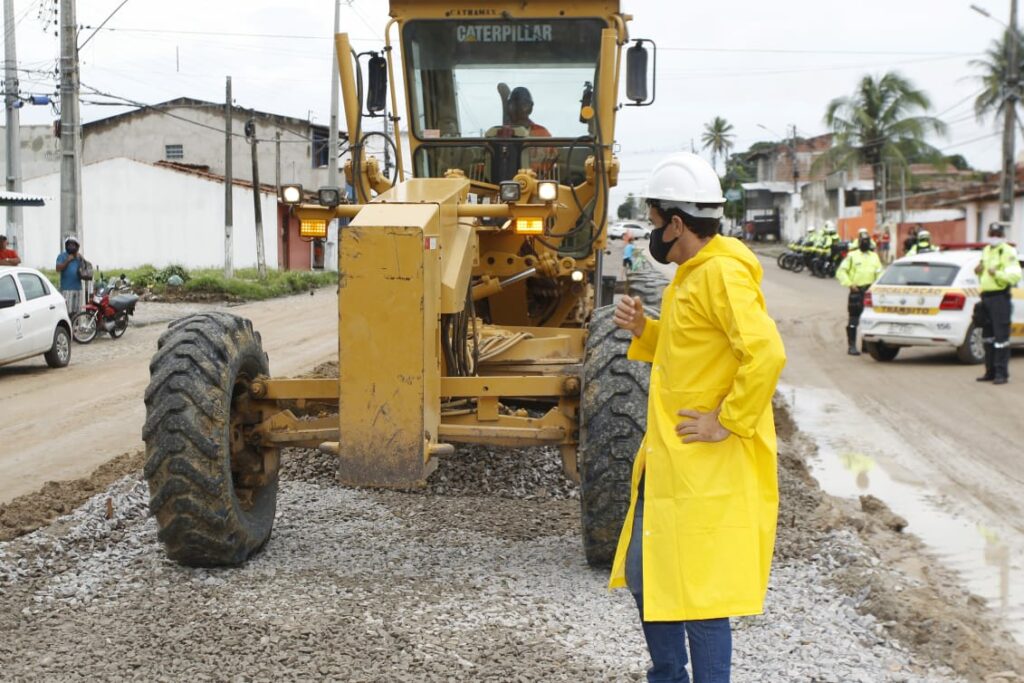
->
[816,72,947,196]
[701,116,736,173]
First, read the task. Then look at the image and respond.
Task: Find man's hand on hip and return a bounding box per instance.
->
[613,295,646,338]
[676,407,732,444]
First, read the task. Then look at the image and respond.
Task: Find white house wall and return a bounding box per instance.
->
[83,106,330,191]
[961,199,1024,244]
[21,158,279,271]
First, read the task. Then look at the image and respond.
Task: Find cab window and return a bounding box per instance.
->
[0,274,19,303]
[17,273,47,301]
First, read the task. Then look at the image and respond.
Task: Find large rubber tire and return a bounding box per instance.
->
[777,252,789,269]
[143,313,277,567]
[624,270,667,307]
[865,340,900,362]
[578,271,666,567]
[44,324,71,368]
[956,324,985,364]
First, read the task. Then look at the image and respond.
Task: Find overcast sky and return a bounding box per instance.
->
[7,0,1014,206]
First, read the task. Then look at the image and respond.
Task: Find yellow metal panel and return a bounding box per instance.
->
[440,375,570,397]
[337,203,442,487]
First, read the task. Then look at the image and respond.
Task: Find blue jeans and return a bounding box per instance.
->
[628,475,732,683]
[632,593,732,683]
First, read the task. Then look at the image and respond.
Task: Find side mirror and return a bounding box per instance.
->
[625,39,656,107]
[366,53,388,114]
[0,298,16,309]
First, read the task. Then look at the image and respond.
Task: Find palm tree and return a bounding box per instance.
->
[817,72,947,199]
[970,29,1024,124]
[701,116,735,174]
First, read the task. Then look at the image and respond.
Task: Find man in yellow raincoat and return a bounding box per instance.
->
[610,152,786,682]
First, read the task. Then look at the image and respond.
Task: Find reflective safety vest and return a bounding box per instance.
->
[906,240,935,255]
[980,242,1023,292]
[836,248,883,288]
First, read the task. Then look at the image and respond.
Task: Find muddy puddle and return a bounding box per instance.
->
[780,383,1024,643]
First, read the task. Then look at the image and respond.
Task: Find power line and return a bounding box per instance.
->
[78,0,132,50]
[82,25,383,43]
[659,46,981,57]
[78,82,322,144]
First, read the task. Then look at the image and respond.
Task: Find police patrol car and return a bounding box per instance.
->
[859,248,1024,363]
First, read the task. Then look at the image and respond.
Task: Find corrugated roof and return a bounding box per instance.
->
[0,190,46,206]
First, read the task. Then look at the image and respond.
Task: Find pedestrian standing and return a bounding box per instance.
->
[622,231,636,279]
[610,152,787,683]
[55,235,84,313]
[903,224,921,256]
[974,223,1022,385]
[0,235,20,266]
[836,234,883,355]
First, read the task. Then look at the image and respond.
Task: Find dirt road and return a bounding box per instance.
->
[0,289,338,504]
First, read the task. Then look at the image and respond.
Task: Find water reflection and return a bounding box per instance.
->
[781,384,1023,643]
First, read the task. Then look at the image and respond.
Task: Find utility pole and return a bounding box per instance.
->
[1000,0,1020,226]
[224,76,233,279]
[790,124,799,193]
[59,0,83,251]
[328,0,341,189]
[246,119,267,280]
[900,166,907,226]
[275,130,282,193]
[4,0,24,255]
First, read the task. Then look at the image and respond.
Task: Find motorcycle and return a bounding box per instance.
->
[71,279,139,343]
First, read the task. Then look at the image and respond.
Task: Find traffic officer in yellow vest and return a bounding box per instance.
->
[611,152,786,682]
[906,229,937,255]
[836,233,883,355]
[974,222,1022,384]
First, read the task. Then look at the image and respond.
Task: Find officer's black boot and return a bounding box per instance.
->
[977,343,995,381]
[847,325,861,356]
[993,345,1010,385]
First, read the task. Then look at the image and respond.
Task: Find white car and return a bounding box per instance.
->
[608,221,651,240]
[859,249,1024,363]
[0,266,72,369]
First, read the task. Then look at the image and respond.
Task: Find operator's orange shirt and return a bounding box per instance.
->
[527,122,556,177]
[0,248,19,261]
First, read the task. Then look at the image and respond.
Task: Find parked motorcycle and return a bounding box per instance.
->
[71,279,139,343]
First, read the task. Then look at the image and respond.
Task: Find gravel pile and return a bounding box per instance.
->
[0,439,970,682]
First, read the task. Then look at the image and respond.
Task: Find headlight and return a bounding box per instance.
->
[300,219,328,239]
[499,181,522,203]
[317,186,342,208]
[571,270,585,282]
[537,181,558,202]
[281,184,303,204]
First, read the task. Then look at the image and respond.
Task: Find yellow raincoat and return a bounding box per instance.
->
[608,235,786,621]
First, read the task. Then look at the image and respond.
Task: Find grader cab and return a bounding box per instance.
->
[143,0,660,568]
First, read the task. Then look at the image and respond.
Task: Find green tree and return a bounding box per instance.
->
[617,200,633,219]
[970,30,1024,124]
[816,73,947,199]
[701,116,736,174]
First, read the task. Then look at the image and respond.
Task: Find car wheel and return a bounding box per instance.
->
[44,325,71,368]
[865,341,900,362]
[956,324,985,364]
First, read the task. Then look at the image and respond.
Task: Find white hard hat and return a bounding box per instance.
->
[643,152,725,219]
[823,220,836,232]
[918,229,932,240]
[64,234,79,245]
[806,225,817,233]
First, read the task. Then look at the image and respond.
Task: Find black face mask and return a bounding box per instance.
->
[859,238,870,252]
[66,244,78,254]
[649,223,677,265]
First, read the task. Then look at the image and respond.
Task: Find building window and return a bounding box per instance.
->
[312,127,329,169]
[165,144,184,160]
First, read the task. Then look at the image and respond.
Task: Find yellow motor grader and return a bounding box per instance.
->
[142,0,663,567]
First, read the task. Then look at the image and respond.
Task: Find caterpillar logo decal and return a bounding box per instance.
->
[456,24,553,43]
